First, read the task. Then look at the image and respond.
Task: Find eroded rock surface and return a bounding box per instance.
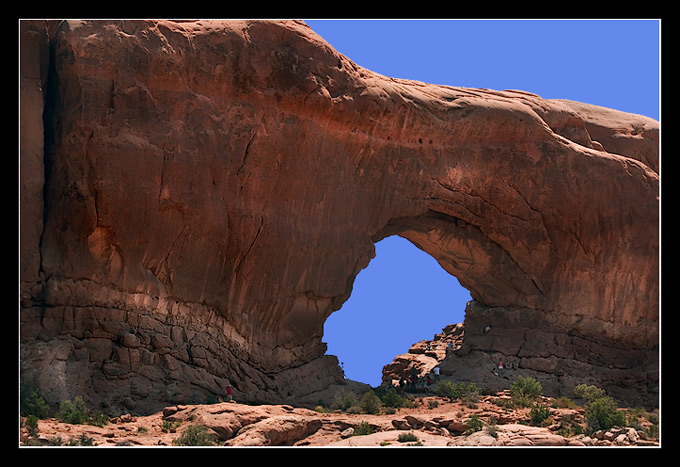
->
[20,19,659,413]
[20,398,660,447]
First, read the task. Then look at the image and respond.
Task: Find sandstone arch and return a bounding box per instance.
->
[20,20,659,413]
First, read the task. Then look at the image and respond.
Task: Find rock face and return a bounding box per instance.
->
[20,20,659,413]
[382,323,464,386]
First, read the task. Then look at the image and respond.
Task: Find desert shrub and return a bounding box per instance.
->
[358,390,383,414]
[21,390,50,419]
[645,423,659,439]
[172,425,218,446]
[54,396,109,426]
[573,384,606,403]
[557,423,583,438]
[24,414,40,438]
[162,420,182,433]
[459,382,481,408]
[625,407,656,433]
[641,410,660,439]
[491,396,515,409]
[63,434,96,446]
[314,405,332,413]
[573,384,627,432]
[486,417,498,438]
[434,380,456,398]
[380,388,410,409]
[465,414,483,435]
[331,390,358,412]
[435,381,481,404]
[353,421,374,436]
[56,396,90,425]
[583,395,627,432]
[89,410,110,427]
[397,432,419,443]
[555,412,584,438]
[529,404,552,426]
[646,412,659,425]
[510,376,542,406]
[552,397,576,409]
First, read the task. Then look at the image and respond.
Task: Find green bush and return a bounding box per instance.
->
[510,376,542,406]
[314,405,332,413]
[573,384,606,403]
[56,396,90,425]
[435,381,480,403]
[21,390,50,419]
[584,395,627,432]
[381,388,410,409]
[491,396,515,409]
[332,390,358,412]
[163,420,182,433]
[465,415,483,435]
[573,384,628,432]
[485,418,498,438]
[645,423,659,439]
[66,434,96,446]
[173,425,218,446]
[353,421,374,436]
[552,397,576,409]
[529,404,552,426]
[358,390,382,414]
[397,432,419,443]
[54,396,110,426]
[434,380,456,398]
[24,415,40,438]
[625,408,659,439]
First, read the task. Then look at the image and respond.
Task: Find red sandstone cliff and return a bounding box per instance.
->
[20,20,659,413]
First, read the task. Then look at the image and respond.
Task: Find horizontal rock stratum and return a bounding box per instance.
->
[20,19,659,413]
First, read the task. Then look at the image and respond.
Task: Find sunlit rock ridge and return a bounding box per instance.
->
[20,20,659,413]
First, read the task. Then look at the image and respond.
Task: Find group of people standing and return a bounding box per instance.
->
[395,365,441,394]
[394,356,512,394]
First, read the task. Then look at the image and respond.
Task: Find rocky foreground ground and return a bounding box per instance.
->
[20,390,659,448]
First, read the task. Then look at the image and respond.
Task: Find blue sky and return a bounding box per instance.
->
[305,19,661,386]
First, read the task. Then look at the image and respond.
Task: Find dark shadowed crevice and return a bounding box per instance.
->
[38,23,60,281]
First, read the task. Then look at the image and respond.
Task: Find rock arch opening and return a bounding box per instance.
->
[323,235,471,387]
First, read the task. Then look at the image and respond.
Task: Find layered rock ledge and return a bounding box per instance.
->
[20,20,659,414]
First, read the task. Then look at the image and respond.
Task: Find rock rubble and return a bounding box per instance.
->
[21,396,659,447]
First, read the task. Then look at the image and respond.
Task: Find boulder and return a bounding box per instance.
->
[224,415,323,446]
[450,424,570,447]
